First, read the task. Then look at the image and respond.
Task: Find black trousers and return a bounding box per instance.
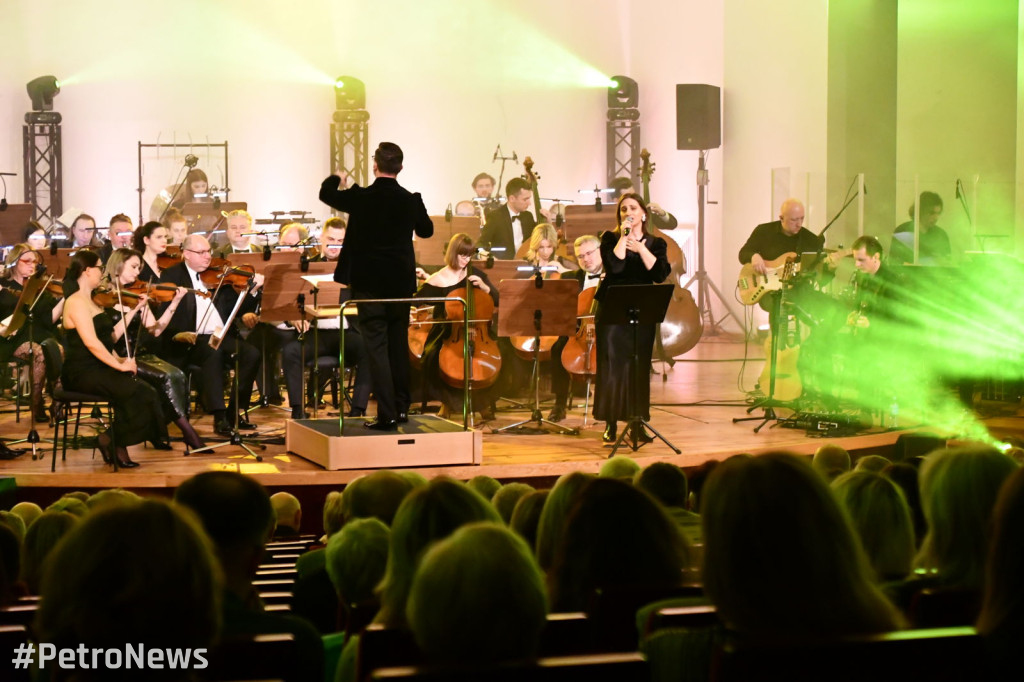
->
[353,292,411,421]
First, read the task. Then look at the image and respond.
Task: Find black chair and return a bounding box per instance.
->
[47,351,118,472]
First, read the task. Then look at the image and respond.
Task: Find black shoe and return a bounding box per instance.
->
[236,419,256,430]
[397,412,408,423]
[214,419,233,436]
[291,408,309,420]
[547,405,567,422]
[364,418,398,431]
[628,425,654,444]
[347,408,366,418]
[116,451,140,468]
[602,422,617,444]
[150,439,173,451]
[267,395,285,406]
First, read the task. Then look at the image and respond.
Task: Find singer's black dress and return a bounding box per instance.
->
[62,312,167,446]
[593,230,671,423]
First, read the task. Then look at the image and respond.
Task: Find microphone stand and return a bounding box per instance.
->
[493,147,518,204]
[157,159,198,222]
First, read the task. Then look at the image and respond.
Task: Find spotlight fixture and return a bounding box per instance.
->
[607,75,638,109]
[26,75,60,112]
[334,76,366,110]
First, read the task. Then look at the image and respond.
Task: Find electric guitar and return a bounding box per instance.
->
[736,253,799,305]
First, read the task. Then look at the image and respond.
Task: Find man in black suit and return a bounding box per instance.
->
[477,177,536,259]
[320,142,433,430]
[158,234,264,435]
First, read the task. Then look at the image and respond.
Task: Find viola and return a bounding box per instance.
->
[199,259,256,293]
[560,286,598,376]
[437,265,501,390]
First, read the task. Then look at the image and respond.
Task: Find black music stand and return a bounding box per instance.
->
[493,277,580,436]
[602,283,681,455]
[4,274,52,459]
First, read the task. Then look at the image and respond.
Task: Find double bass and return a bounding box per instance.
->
[640,149,703,363]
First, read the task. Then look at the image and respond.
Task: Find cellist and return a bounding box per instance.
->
[415,233,502,422]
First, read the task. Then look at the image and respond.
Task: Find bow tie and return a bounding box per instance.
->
[587,273,602,280]
[511,214,521,221]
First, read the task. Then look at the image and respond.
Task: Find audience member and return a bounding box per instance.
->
[600,454,641,479]
[47,494,89,517]
[535,471,592,572]
[325,517,390,630]
[854,454,893,473]
[85,488,141,512]
[686,459,720,513]
[548,478,691,612]
[702,453,903,636]
[342,470,416,527]
[812,443,851,481]
[635,461,702,545]
[35,500,221,680]
[270,491,303,538]
[407,523,548,665]
[509,490,549,556]
[467,475,502,501]
[832,471,916,582]
[9,501,43,529]
[491,482,535,525]
[884,461,927,547]
[0,510,27,543]
[21,510,78,594]
[0,524,21,606]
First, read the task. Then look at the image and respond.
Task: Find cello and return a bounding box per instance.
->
[560,285,598,376]
[437,262,502,390]
[640,149,703,364]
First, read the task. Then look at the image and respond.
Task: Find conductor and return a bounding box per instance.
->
[319,142,434,430]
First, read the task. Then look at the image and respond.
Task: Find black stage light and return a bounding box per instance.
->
[607,75,638,109]
[27,76,60,112]
[335,76,366,110]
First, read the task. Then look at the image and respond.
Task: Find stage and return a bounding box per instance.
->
[0,338,1017,503]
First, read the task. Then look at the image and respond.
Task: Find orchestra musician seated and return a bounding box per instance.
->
[213,209,261,257]
[163,208,189,247]
[157,234,264,436]
[98,213,136,264]
[133,220,173,282]
[69,212,102,250]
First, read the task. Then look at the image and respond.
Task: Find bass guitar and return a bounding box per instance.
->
[736,252,799,305]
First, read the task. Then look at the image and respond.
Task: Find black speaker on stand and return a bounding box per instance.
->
[677,84,742,335]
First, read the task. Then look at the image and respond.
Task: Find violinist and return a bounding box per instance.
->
[163,208,189,247]
[213,210,261,257]
[415,233,500,422]
[24,221,48,250]
[61,250,167,468]
[0,244,65,423]
[525,224,573,274]
[157,234,263,436]
[321,141,434,431]
[101,248,205,451]
[133,221,172,282]
[546,234,605,422]
[594,194,671,444]
[98,214,136,264]
[70,213,102,250]
[279,219,371,419]
[477,177,536,260]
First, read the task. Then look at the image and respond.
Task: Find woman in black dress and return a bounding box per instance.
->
[594,193,671,444]
[415,233,501,422]
[133,221,172,283]
[61,250,167,468]
[0,244,65,422]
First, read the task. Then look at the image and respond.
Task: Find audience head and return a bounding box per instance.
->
[0,524,20,606]
[915,445,1018,589]
[20,510,79,594]
[343,470,416,527]
[687,459,720,512]
[47,495,89,518]
[376,477,501,627]
[535,471,593,571]
[10,501,43,529]
[702,453,902,636]
[832,471,916,581]
[270,492,302,534]
[408,523,547,665]
[491,482,535,525]
[977,466,1024,637]
[467,475,502,501]
[325,517,390,609]
[85,488,141,513]
[36,500,221,662]
[0,510,27,543]
[322,490,346,538]
[635,461,689,509]
[812,443,851,481]
[855,454,892,473]
[599,454,641,480]
[549,478,691,612]
[509,490,549,556]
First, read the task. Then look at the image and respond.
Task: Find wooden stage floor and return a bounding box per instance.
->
[0,337,1016,494]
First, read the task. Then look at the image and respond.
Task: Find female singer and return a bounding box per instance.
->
[594,193,671,444]
[61,249,168,468]
[415,233,501,421]
[525,224,573,274]
[132,221,171,282]
[0,244,65,422]
[103,248,205,451]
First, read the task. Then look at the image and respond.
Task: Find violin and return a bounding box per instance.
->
[560,286,598,376]
[437,264,501,390]
[91,286,148,309]
[199,259,256,292]
[45,279,66,299]
[156,248,182,271]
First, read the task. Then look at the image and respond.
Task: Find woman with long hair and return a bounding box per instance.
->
[525,223,572,274]
[103,248,204,451]
[132,220,172,282]
[0,243,65,422]
[61,249,168,468]
[593,193,671,444]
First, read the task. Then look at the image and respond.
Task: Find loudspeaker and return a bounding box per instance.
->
[676,84,721,150]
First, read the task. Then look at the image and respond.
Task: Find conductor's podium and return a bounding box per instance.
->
[286,415,482,470]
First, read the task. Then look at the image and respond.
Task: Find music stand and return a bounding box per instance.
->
[183,201,246,244]
[493,278,580,436]
[4,274,52,459]
[600,283,681,455]
[470,258,532,284]
[562,204,616,242]
[0,204,35,246]
[226,251,301,275]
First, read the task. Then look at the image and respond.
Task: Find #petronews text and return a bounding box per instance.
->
[11,642,208,670]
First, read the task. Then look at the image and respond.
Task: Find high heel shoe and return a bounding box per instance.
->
[602,421,618,445]
[96,432,114,465]
[149,439,173,451]
[115,448,139,469]
[174,417,206,452]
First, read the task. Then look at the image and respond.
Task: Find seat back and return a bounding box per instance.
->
[200,632,298,682]
[371,652,648,682]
